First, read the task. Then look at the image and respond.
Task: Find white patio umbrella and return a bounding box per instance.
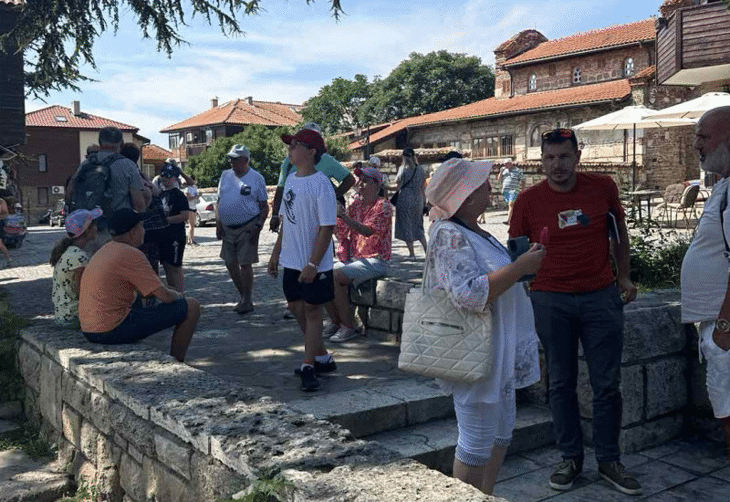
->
[649,92,730,120]
[574,105,695,190]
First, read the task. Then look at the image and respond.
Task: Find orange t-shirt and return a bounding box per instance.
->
[79,241,163,333]
[509,173,625,293]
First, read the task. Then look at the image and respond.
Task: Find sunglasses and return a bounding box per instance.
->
[541,128,576,141]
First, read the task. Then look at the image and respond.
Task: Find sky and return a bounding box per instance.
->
[25,0,665,148]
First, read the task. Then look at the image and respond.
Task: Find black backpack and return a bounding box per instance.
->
[70,152,125,216]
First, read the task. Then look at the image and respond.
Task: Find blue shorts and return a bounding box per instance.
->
[503,190,519,203]
[334,258,388,286]
[83,298,188,344]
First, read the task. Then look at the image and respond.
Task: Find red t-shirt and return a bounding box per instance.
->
[509,173,625,293]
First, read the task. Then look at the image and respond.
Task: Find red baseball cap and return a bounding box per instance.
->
[281,129,326,156]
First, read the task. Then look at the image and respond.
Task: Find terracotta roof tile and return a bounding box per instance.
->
[504,19,655,66]
[161,99,302,133]
[141,144,172,162]
[349,79,631,150]
[26,105,138,131]
[629,65,656,81]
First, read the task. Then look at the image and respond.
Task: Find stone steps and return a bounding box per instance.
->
[365,404,554,474]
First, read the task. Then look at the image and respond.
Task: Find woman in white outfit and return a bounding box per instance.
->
[424,158,545,494]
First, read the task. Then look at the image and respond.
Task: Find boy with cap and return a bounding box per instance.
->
[159,162,191,292]
[216,144,268,314]
[268,128,337,391]
[79,208,200,362]
[325,165,392,342]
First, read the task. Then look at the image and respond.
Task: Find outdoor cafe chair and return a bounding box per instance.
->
[655,184,700,228]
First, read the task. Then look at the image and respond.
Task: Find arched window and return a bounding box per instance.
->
[528,73,537,92]
[623,57,635,77]
[572,67,582,84]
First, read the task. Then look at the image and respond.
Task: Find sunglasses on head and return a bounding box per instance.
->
[541,128,576,141]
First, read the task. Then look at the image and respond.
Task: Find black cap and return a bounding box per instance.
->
[440,151,463,162]
[403,147,415,157]
[160,163,181,177]
[109,208,145,236]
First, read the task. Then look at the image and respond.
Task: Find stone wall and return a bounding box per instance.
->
[18,322,497,502]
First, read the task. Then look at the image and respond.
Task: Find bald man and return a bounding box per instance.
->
[681,106,730,461]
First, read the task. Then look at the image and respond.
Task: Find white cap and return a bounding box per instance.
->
[367,156,381,169]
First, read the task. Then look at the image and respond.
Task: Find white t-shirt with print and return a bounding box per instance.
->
[217,168,267,226]
[52,246,90,326]
[682,178,730,323]
[279,171,336,272]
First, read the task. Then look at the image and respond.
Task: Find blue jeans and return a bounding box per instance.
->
[531,284,624,464]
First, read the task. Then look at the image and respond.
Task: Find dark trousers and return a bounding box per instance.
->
[531,284,624,464]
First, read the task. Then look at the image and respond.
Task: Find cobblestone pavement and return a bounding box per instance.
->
[0,214,510,404]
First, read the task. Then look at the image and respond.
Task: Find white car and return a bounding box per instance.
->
[195,193,217,227]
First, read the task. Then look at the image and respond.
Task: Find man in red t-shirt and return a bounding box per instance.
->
[509,129,639,496]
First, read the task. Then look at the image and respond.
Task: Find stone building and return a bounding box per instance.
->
[160,97,302,167]
[352,17,699,190]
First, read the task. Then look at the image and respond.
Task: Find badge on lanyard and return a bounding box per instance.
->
[558,209,589,229]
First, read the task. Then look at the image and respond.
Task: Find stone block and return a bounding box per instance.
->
[190,452,244,502]
[90,391,113,435]
[97,433,118,470]
[39,356,63,431]
[350,280,376,306]
[622,304,685,363]
[96,463,123,502]
[375,281,413,310]
[80,420,100,461]
[646,357,687,419]
[621,365,644,426]
[109,402,156,457]
[155,431,192,480]
[391,312,403,334]
[24,387,41,429]
[18,343,41,392]
[120,453,144,502]
[619,415,683,454]
[62,372,92,417]
[367,308,391,331]
[143,456,193,502]
[127,444,144,465]
[62,404,82,447]
[113,433,128,451]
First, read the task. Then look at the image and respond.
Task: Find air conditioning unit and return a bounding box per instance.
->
[51,186,65,195]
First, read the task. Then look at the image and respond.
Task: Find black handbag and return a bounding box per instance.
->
[390,167,417,206]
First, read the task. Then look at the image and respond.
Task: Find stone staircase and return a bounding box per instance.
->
[287,379,554,475]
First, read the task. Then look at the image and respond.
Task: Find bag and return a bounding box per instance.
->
[398,233,493,382]
[389,191,399,206]
[71,153,124,215]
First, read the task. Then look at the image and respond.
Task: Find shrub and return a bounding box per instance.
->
[629,223,691,290]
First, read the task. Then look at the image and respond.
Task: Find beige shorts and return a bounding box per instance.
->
[699,321,730,418]
[220,219,261,265]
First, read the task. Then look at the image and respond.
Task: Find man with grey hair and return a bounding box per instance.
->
[681,105,730,461]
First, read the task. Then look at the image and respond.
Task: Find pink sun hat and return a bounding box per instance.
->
[65,208,103,238]
[426,159,493,221]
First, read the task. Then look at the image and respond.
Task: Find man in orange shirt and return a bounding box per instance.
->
[79,208,200,361]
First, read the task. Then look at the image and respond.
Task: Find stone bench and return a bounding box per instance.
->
[348,277,414,341]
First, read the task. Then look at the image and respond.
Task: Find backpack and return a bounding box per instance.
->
[70,152,125,216]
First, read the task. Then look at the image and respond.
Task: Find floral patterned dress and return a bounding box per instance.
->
[425,220,540,405]
[394,165,426,242]
[52,245,89,328]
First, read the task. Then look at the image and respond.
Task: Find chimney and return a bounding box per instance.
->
[211,96,218,108]
[72,100,81,116]
[246,96,253,105]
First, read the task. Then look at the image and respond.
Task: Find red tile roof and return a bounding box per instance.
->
[26,105,138,131]
[141,144,172,162]
[349,79,632,150]
[629,65,656,81]
[504,19,655,66]
[160,98,303,133]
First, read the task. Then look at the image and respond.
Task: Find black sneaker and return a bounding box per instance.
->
[298,365,320,392]
[598,462,642,496]
[549,459,582,491]
[294,358,337,376]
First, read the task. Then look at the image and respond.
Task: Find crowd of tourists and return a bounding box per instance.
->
[46,107,730,496]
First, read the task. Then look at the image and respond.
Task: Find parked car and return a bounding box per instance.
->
[195,193,217,227]
[49,200,66,227]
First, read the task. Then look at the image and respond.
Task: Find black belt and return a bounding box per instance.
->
[226,215,258,229]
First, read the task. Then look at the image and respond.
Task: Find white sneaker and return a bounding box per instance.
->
[330,326,359,343]
[323,323,340,336]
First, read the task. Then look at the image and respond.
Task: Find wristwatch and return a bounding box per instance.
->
[715,318,730,333]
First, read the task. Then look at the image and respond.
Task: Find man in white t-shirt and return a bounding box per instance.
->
[681,105,730,461]
[217,145,268,315]
[268,127,337,392]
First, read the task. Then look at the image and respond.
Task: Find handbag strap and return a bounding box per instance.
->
[399,167,418,192]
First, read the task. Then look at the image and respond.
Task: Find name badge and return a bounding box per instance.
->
[558,209,584,229]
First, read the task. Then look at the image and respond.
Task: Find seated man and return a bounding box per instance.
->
[326,166,392,342]
[78,208,201,361]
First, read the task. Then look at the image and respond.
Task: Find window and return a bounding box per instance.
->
[623,57,635,77]
[38,187,49,206]
[54,116,67,122]
[169,134,180,150]
[502,80,510,94]
[572,67,582,84]
[528,74,537,92]
[38,154,47,172]
[597,58,606,69]
[206,129,213,144]
[185,132,193,143]
[472,135,513,158]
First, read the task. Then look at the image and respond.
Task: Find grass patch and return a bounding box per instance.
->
[58,480,98,502]
[219,476,294,502]
[0,418,54,459]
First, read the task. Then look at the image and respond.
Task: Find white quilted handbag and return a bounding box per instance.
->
[398,246,493,383]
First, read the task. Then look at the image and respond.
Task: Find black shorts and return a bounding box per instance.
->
[159,238,186,267]
[282,267,334,305]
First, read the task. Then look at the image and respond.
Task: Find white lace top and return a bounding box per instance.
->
[425,220,540,405]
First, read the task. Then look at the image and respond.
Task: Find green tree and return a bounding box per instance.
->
[2,0,344,98]
[186,125,293,188]
[361,51,495,122]
[301,74,372,134]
